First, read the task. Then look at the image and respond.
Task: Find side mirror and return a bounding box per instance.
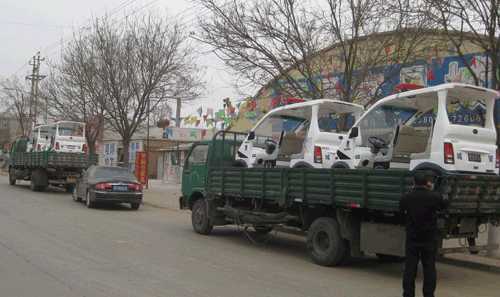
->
[248,131,256,140]
[348,127,359,139]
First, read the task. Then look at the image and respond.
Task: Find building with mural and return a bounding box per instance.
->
[230,30,499,132]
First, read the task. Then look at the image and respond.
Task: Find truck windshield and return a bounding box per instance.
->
[446,98,486,127]
[58,123,85,137]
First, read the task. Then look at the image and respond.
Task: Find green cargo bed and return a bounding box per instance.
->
[10,152,97,169]
[207,167,500,216]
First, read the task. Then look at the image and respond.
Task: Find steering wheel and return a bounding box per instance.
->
[368,136,387,150]
[265,139,278,155]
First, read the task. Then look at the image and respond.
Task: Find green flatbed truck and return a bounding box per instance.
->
[8,137,96,192]
[180,131,500,266]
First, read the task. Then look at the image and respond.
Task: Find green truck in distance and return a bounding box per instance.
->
[8,137,96,192]
[180,131,500,266]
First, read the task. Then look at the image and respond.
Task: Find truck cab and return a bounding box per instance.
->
[181,136,245,209]
[336,83,499,174]
[236,99,364,168]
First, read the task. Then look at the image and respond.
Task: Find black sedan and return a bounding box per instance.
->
[73,165,143,210]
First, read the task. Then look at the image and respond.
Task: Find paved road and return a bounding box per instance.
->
[0,177,498,297]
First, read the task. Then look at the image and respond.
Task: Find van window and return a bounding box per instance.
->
[318,113,355,133]
[58,123,85,137]
[253,116,305,146]
[446,98,486,127]
[358,106,404,146]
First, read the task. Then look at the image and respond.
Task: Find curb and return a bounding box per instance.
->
[142,200,182,211]
[439,256,500,273]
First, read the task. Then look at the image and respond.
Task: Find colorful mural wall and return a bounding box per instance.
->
[230,51,499,132]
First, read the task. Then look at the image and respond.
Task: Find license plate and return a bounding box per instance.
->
[113,185,129,192]
[66,176,77,183]
[468,153,481,162]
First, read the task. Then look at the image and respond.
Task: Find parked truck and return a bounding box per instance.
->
[8,137,96,192]
[180,131,500,266]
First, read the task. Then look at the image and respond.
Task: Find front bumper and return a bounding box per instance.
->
[93,190,143,203]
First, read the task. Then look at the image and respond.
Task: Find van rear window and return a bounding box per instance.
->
[446,98,486,127]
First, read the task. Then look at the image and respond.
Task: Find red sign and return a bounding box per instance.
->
[135,152,148,185]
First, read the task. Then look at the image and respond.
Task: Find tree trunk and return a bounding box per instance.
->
[87,138,97,155]
[122,138,131,168]
[175,98,181,128]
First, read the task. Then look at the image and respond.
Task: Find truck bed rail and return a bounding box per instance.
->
[207,167,500,216]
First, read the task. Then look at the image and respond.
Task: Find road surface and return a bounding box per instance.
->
[0,176,498,297]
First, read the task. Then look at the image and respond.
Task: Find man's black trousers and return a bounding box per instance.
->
[403,241,437,297]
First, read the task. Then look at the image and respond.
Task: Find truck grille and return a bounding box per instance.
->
[468,152,481,163]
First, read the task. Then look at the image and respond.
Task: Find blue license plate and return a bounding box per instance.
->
[113,185,129,192]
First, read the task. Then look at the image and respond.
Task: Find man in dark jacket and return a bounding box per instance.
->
[400,172,448,297]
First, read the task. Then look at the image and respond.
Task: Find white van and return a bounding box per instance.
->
[236,99,364,168]
[50,121,87,153]
[336,83,499,175]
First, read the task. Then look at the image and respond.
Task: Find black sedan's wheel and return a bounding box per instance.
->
[85,191,96,209]
[130,203,140,210]
[191,199,213,235]
[306,217,347,266]
[8,168,16,186]
[72,187,81,202]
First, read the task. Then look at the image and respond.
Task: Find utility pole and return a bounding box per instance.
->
[25,52,46,131]
[175,98,181,127]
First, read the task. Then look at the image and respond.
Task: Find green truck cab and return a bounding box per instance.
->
[8,137,96,192]
[181,131,500,266]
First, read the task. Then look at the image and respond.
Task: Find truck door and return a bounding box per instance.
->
[181,144,209,198]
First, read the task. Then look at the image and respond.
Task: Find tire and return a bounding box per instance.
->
[8,168,16,186]
[191,199,213,235]
[376,253,405,262]
[30,178,38,192]
[30,169,48,192]
[253,225,273,235]
[130,203,140,210]
[72,187,81,202]
[85,191,96,209]
[306,217,348,266]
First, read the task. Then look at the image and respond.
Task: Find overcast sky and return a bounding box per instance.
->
[0,0,249,119]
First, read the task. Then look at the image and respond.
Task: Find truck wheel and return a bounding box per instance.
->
[30,169,48,192]
[192,199,213,235]
[8,168,16,185]
[130,203,140,210]
[307,217,347,266]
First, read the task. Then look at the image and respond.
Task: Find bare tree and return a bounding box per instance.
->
[197,0,328,99]
[197,0,430,103]
[73,14,203,166]
[40,30,108,155]
[0,77,31,137]
[322,0,431,103]
[424,0,500,88]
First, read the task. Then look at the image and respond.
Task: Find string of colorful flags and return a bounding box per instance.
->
[181,95,305,128]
